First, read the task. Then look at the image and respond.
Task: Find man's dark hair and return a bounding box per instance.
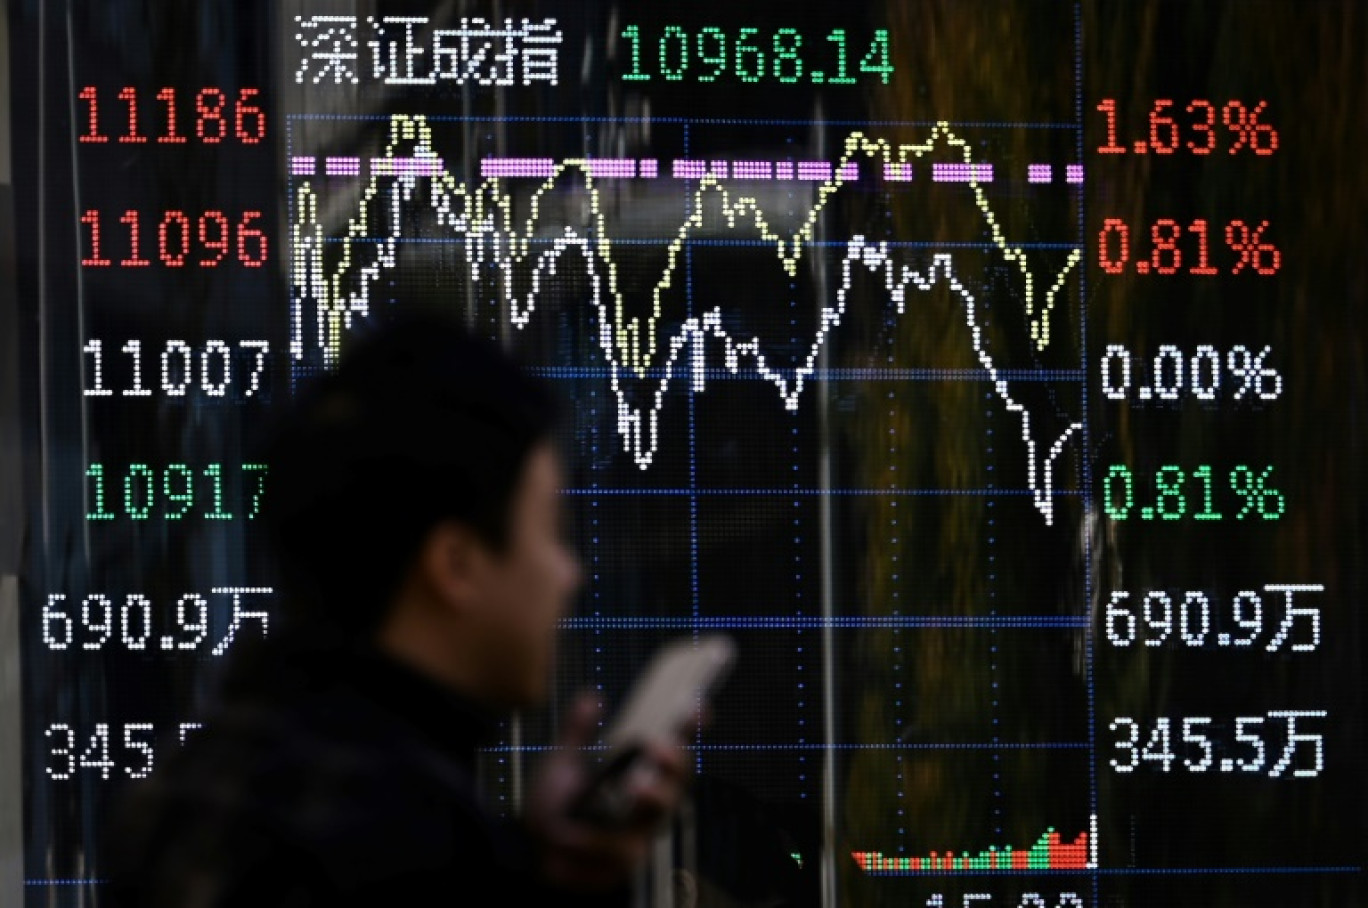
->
[262,315,559,637]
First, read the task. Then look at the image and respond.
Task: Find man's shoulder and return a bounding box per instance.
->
[149,683,484,833]
[105,684,519,905]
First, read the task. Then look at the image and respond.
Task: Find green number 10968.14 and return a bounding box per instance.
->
[619,26,893,86]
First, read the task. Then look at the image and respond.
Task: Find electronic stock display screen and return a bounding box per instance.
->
[2,1,1364,905]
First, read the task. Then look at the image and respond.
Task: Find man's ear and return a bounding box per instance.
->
[415,520,490,611]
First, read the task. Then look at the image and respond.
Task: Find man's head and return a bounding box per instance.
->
[264,316,580,706]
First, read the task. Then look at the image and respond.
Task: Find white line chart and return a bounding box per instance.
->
[290,114,1083,523]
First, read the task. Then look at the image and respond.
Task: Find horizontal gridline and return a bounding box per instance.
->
[560,489,1083,497]
[308,236,1083,250]
[1096,867,1365,877]
[285,113,1085,129]
[530,367,1084,381]
[26,867,1361,885]
[559,616,1087,630]
[482,742,1091,754]
[856,866,1366,878]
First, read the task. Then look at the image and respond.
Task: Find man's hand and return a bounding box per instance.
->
[525,693,690,892]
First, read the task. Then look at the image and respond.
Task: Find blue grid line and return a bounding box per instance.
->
[560,488,1083,497]
[484,741,1090,754]
[533,367,1086,381]
[309,236,1082,251]
[859,866,1364,878]
[30,866,1359,885]
[560,616,1086,630]
[286,113,1083,129]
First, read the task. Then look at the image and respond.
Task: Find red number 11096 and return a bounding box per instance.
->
[80,209,267,268]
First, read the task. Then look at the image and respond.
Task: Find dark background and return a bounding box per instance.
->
[6,1,1363,905]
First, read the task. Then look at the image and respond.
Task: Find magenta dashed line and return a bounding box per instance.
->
[884,163,913,182]
[372,157,445,177]
[394,158,444,177]
[586,159,636,178]
[290,156,317,176]
[932,162,994,183]
[357,156,1083,185]
[325,156,361,176]
[673,160,706,179]
[480,157,556,179]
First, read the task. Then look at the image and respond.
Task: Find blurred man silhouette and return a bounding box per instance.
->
[106,315,686,906]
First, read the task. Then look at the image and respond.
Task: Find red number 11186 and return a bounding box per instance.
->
[77,86,265,145]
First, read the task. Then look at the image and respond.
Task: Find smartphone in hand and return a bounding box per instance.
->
[569,634,736,826]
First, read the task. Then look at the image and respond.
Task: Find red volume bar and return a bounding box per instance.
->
[852,826,1091,873]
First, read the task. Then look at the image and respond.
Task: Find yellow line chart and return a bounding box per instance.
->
[292,114,1080,366]
[290,114,1083,522]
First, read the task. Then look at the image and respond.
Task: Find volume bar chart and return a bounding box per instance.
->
[853,819,1096,874]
